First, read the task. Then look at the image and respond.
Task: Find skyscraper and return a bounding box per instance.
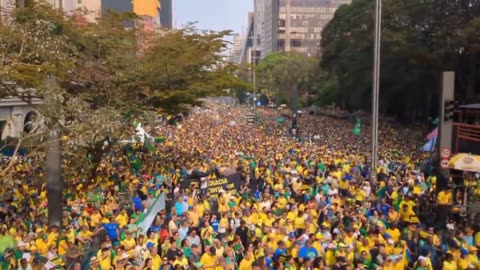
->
[255,0,350,58]
[232,34,245,64]
[159,0,172,29]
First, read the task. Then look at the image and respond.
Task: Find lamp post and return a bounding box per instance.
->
[371,0,382,179]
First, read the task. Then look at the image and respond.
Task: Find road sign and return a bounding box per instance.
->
[440,159,449,169]
[441,148,451,158]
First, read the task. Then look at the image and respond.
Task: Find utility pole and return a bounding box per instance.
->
[45,78,63,229]
[371,0,382,179]
[291,84,299,139]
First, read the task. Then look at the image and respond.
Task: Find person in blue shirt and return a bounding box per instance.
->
[103,218,120,244]
[174,197,184,216]
[210,215,219,232]
[132,192,144,212]
[273,241,287,261]
[298,240,318,262]
[377,198,391,216]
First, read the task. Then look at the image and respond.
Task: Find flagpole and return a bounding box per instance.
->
[371,0,382,179]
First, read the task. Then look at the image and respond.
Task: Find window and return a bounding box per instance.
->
[291,39,302,47]
[278,19,286,27]
[277,39,285,51]
[78,0,82,3]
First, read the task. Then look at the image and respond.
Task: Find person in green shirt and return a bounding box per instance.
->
[131,210,145,224]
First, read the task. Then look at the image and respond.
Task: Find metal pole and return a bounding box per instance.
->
[371,0,382,178]
[253,49,256,116]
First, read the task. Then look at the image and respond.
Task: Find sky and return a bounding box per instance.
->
[174,0,253,37]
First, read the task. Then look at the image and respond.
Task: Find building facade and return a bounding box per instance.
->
[231,34,245,64]
[254,0,350,58]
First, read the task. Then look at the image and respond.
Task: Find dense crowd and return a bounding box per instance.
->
[0,102,477,270]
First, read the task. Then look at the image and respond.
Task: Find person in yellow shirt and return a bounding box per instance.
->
[115,208,129,228]
[76,225,92,249]
[294,211,306,234]
[398,204,416,223]
[442,252,457,270]
[200,247,219,270]
[239,250,254,270]
[467,246,479,269]
[121,231,137,258]
[97,247,112,270]
[437,187,453,205]
[35,234,50,257]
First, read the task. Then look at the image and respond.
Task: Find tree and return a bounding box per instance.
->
[319,0,480,120]
[0,3,246,226]
[256,52,317,107]
[124,28,248,113]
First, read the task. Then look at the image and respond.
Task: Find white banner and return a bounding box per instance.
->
[138,193,166,233]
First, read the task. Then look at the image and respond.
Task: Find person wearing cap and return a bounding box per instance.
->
[467,246,479,269]
[173,249,188,268]
[89,256,100,270]
[35,233,50,257]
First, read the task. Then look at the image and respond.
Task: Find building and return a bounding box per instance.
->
[159,0,172,29]
[239,12,261,66]
[254,0,279,58]
[0,97,41,139]
[254,0,350,58]
[231,34,245,64]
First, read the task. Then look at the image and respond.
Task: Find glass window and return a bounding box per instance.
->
[291,39,302,47]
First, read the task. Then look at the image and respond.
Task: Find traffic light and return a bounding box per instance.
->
[444,100,460,121]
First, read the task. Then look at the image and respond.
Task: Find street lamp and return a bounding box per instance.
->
[371,0,382,179]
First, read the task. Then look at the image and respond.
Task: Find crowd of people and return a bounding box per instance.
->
[0,102,478,270]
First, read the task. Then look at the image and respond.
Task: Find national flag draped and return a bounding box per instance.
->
[353,119,361,136]
[421,136,437,152]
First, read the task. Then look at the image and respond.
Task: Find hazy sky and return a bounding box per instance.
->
[174,0,253,35]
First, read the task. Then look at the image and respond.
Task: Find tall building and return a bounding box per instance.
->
[254,0,279,58]
[254,0,350,58]
[239,12,260,66]
[159,0,172,29]
[231,34,245,64]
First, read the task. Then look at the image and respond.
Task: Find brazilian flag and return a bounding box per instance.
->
[127,151,141,171]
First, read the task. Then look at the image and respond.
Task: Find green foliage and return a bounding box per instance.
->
[256,52,317,106]
[0,4,245,182]
[315,76,339,107]
[320,0,480,118]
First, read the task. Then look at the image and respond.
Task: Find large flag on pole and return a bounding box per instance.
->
[426,127,438,140]
[138,193,166,233]
[421,136,437,152]
[353,119,361,136]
